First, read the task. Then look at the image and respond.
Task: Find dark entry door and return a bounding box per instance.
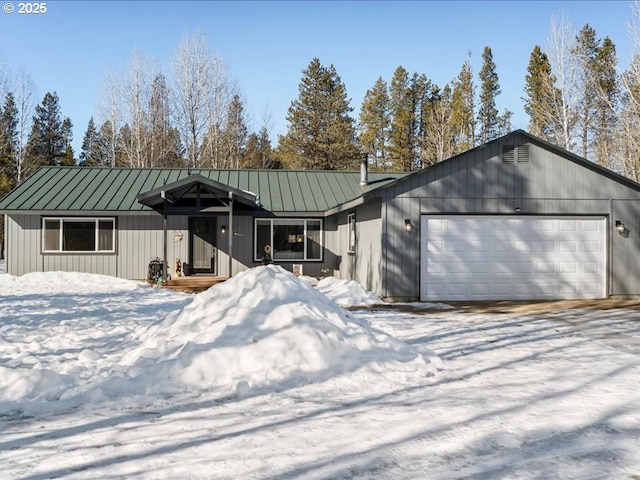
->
[189,217,217,274]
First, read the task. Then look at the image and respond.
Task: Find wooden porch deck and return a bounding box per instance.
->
[163,275,229,293]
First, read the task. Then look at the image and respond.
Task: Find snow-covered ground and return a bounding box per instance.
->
[1,265,639,479]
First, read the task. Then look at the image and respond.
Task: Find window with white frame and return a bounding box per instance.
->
[255,218,322,261]
[42,218,115,253]
[347,213,356,253]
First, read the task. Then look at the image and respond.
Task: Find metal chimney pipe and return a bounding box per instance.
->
[359,156,368,186]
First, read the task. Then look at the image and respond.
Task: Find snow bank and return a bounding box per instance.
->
[316,276,382,306]
[0,365,70,403]
[0,267,439,415]
[0,270,147,294]
[124,265,436,396]
[0,272,190,415]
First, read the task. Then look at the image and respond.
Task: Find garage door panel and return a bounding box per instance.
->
[420,216,606,301]
[582,283,600,295]
[448,262,466,274]
[582,262,599,274]
[559,262,577,273]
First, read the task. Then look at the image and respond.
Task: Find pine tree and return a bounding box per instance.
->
[524,46,560,142]
[148,73,183,167]
[59,118,75,165]
[0,92,16,257]
[575,24,599,159]
[97,120,117,168]
[450,57,475,153]
[24,92,72,175]
[0,92,18,189]
[243,128,278,169]
[277,58,359,170]
[359,77,390,170]
[220,94,248,168]
[79,117,103,166]
[477,47,501,144]
[593,37,618,167]
[388,66,414,171]
[411,73,430,169]
[243,132,260,169]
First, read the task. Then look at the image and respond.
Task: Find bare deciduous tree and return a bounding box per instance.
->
[615,0,640,180]
[97,69,122,168]
[13,71,35,183]
[546,13,579,151]
[119,49,156,168]
[170,32,233,169]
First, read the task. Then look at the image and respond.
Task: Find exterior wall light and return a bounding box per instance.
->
[173,231,183,243]
[404,219,412,232]
[615,220,625,234]
[221,225,226,235]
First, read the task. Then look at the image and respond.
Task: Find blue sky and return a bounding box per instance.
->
[0,0,636,155]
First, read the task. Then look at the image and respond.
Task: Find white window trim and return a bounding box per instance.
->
[42,217,116,253]
[254,218,323,262]
[347,213,356,254]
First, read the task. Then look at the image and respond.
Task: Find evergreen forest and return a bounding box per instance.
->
[2,13,640,211]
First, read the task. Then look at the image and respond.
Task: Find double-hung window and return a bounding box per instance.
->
[42,218,115,253]
[255,218,322,261]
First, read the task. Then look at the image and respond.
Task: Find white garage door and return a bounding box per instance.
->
[420,216,607,301]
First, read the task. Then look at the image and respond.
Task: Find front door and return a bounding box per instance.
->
[189,217,217,274]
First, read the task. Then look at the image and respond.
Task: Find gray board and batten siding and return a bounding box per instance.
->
[4,129,640,300]
[1,167,404,280]
[380,131,640,300]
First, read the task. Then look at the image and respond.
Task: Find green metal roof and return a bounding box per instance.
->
[0,167,407,213]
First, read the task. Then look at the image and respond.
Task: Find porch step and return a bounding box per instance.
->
[162,276,228,293]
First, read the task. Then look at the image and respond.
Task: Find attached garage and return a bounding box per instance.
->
[420,215,607,301]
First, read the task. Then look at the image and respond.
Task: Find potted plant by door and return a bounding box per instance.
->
[262,244,272,265]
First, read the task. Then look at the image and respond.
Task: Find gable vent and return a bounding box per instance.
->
[517,144,530,163]
[502,145,515,163]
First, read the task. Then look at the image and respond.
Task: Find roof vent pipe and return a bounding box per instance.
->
[360,156,369,186]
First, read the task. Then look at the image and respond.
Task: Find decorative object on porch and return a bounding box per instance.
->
[183,262,193,277]
[292,264,303,277]
[175,258,182,277]
[148,257,168,286]
[262,245,272,265]
[174,231,183,243]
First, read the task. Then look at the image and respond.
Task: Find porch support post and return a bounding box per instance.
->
[228,192,234,277]
[162,193,168,280]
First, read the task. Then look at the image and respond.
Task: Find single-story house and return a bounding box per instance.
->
[2,129,640,301]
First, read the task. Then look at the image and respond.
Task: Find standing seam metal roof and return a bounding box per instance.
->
[0,167,407,213]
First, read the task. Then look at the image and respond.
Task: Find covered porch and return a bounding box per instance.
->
[137,174,258,283]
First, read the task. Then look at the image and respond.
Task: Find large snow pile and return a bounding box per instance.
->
[0,266,438,415]
[316,276,382,306]
[125,265,438,396]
